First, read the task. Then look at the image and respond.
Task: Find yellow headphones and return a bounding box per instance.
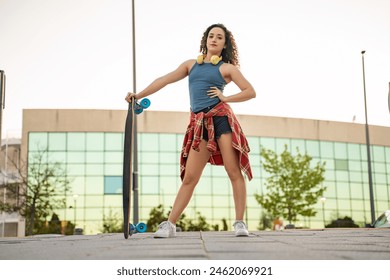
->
[197,54,222,65]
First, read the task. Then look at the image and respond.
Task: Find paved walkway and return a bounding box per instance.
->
[1,228,389,260]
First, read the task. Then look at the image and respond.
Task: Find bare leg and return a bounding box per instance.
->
[168,140,210,223]
[217,133,247,221]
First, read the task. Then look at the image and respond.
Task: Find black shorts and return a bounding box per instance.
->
[195,104,232,141]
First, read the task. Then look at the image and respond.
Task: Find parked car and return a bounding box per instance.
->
[372,210,390,228]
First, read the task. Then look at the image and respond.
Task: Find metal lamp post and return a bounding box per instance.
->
[388,82,390,114]
[0,70,5,143]
[320,197,326,228]
[361,50,376,225]
[73,194,79,227]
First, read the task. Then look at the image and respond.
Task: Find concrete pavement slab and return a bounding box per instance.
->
[0,229,389,260]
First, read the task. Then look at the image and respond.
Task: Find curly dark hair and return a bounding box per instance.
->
[199,23,239,67]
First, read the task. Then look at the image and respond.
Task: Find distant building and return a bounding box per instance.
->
[20,109,390,235]
[0,138,25,237]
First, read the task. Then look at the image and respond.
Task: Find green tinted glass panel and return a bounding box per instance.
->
[336,182,350,199]
[85,176,104,194]
[334,142,347,159]
[373,146,385,162]
[86,152,104,163]
[71,177,85,195]
[336,170,349,181]
[86,164,104,176]
[159,164,177,176]
[385,147,390,162]
[159,177,179,194]
[349,171,362,182]
[141,152,159,164]
[202,165,212,176]
[306,140,320,157]
[67,152,85,163]
[104,164,122,176]
[320,142,334,158]
[195,178,212,195]
[260,137,275,150]
[86,133,104,151]
[67,133,85,151]
[105,133,122,150]
[105,152,122,163]
[334,159,349,171]
[291,139,305,154]
[276,138,289,154]
[373,162,386,173]
[84,205,103,218]
[247,137,260,153]
[349,160,361,171]
[212,177,230,195]
[374,173,386,184]
[348,144,361,160]
[141,164,159,176]
[48,133,66,151]
[48,151,67,162]
[140,134,159,152]
[104,196,122,208]
[350,183,364,199]
[159,134,177,151]
[141,176,159,195]
[29,132,48,151]
[360,145,368,161]
[159,152,177,164]
[67,164,86,176]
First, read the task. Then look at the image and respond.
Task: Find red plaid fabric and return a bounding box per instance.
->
[180,102,253,181]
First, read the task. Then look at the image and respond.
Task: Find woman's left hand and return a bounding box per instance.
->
[207,86,227,102]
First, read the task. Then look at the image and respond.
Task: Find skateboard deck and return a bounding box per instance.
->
[122,97,150,239]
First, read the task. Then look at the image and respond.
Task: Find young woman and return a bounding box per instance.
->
[125,23,256,237]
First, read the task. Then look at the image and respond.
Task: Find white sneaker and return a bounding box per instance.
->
[233,221,249,237]
[154,221,177,238]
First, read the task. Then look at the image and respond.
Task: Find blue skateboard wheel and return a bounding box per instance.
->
[134,104,143,114]
[129,223,147,233]
[140,98,151,109]
[136,222,147,233]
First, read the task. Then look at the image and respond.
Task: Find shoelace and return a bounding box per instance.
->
[233,221,246,229]
[158,221,171,230]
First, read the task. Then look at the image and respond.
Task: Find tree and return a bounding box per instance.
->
[0,147,71,235]
[325,216,359,228]
[255,145,326,225]
[146,204,168,232]
[146,204,220,231]
[257,212,274,230]
[101,208,122,233]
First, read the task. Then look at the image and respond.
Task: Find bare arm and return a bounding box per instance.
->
[207,64,256,102]
[125,60,193,102]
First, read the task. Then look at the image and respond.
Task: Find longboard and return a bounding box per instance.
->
[122,97,150,239]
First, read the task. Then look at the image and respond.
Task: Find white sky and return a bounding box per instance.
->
[1,0,390,139]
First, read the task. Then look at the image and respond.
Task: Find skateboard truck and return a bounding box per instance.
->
[129,222,147,234]
[134,98,151,114]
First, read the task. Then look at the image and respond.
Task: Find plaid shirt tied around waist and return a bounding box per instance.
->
[180,102,253,181]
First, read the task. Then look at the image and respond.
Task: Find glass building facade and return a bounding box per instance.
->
[27,131,390,234]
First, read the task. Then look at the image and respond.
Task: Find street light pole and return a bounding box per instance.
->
[388,82,390,114]
[320,197,326,228]
[73,194,78,227]
[0,70,6,143]
[361,50,376,225]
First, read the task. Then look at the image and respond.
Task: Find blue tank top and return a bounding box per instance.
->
[188,61,227,112]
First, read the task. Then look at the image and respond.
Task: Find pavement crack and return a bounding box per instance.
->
[199,231,211,260]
